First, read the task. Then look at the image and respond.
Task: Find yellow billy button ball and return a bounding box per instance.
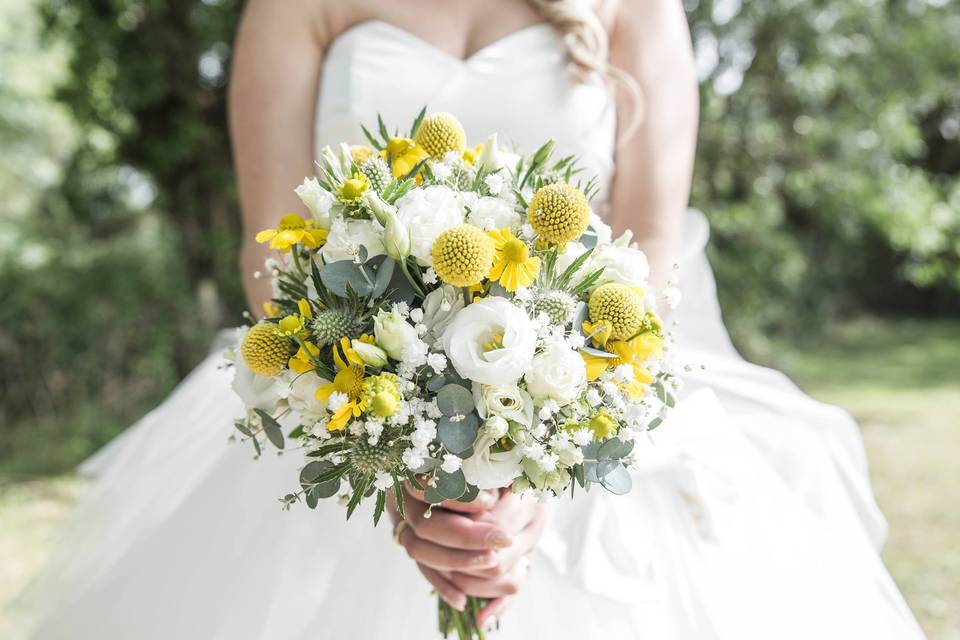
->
[527,183,590,245]
[241,323,291,376]
[431,225,495,287]
[588,283,646,341]
[415,112,467,159]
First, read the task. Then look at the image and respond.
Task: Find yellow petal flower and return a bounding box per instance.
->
[297,299,313,320]
[289,341,320,374]
[487,228,541,292]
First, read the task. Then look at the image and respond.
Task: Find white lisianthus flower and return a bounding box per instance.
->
[554,241,591,284]
[441,297,536,385]
[364,191,411,261]
[284,371,329,424]
[466,196,521,231]
[395,185,465,265]
[320,218,385,263]
[482,415,510,439]
[231,335,280,411]
[588,212,613,245]
[295,177,335,229]
[592,244,650,288]
[524,345,587,406]
[374,310,419,361]
[461,433,523,490]
[472,383,535,427]
[420,284,465,340]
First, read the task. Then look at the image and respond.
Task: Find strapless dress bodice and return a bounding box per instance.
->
[314,20,617,196]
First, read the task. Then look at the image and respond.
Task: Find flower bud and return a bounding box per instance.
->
[351,339,389,367]
[367,192,411,261]
[483,415,510,440]
[373,311,419,361]
[478,133,503,171]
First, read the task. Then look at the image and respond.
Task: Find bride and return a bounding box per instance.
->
[21,0,926,638]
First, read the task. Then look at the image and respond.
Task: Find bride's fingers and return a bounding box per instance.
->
[476,595,513,630]
[399,525,500,572]
[416,564,466,611]
[403,497,513,550]
[447,557,531,598]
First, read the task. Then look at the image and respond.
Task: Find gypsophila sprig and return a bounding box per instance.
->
[224,109,683,640]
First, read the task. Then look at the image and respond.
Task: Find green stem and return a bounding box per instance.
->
[399,257,426,297]
[290,247,307,281]
[437,595,488,640]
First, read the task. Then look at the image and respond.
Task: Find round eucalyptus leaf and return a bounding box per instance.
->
[424,486,446,505]
[300,460,331,484]
[320,260,375,297]
[426,375,448,392]
[599,464,632,495]
[313,478,341,499]
[583,461,600,484]
[371,256,396,299]
[457,483,480,504]
[438,413,480,455]
[598,438,634,461]
[596,460,619,479]
[435,469,467,500]
[437,384,475,416]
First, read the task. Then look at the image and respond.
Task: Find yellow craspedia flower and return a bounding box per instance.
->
[431,225,495,287]
[349,145,376,166]
[415,112,467,159]
[385,137,430,178]
[255,213,328,252]
[588,283,646,341]
[487,228,541,292]
[527,183,590,245]
[336,173,370,203]
[241,323,290,376]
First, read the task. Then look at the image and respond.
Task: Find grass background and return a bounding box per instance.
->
[1,317,957,638]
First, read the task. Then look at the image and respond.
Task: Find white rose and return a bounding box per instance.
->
[374,311,419,361]
[320,218,385,263]
[420,284,465,340]
[461,433,523,490]
[523,345,587,406]
[466,196,521,231]
[592,244,650,288]
[284,371,329,424]
[294,177,335,229]
[395,185,465,265]
[441,297,536,385]
[472,383,534,427]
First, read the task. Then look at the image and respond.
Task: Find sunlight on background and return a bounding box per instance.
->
[1,0,958,637]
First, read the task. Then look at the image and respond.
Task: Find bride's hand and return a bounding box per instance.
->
[387,484,550,626]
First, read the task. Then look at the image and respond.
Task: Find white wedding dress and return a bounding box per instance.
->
[20,21,925,640]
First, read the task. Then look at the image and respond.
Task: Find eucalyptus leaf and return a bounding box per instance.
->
[233,420,252,437]
[300,460,328,484]
[424,486,446,505]
[254,409,285,450]
[598,438,634,461]
[580,228,599,249]
[580,345,618,359]
[426,375,448,392]
[371,256,396,299]
[320,260,376,297]
[599,464,632,495]
[314,478,341,499]
[572,302,588,333]
[438,413,479,455]
[437,384,475,416]
[457,483,480,504]
[435,469,467,500]
[356,244,369,264]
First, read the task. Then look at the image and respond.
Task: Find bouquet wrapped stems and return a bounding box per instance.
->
[439,596,490,640]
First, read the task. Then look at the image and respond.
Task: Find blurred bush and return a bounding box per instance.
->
[0,0,958,476]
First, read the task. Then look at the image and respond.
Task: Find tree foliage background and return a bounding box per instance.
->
[1,0,958,476]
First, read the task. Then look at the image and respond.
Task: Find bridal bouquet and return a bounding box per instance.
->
[227,110,680,638]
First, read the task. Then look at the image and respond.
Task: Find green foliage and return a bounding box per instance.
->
[687,0,960,345]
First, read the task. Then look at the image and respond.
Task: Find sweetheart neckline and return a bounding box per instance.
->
[329,19,556,65]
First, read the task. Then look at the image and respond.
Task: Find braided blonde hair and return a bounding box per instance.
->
[526,0,643,142]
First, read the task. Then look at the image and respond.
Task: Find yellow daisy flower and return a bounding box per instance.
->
[385,137,430,178]
[289,340,321,374]
[255,213,328,252]
[316,337,369,432]
[487,228,541,292]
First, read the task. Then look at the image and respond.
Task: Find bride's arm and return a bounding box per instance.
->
[608,0,699,288]
[229,0,328,313]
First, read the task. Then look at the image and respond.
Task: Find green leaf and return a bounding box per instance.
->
[360,124,383,150]
[287,425,304,439]
[373,489,387,526]
[300,460,327,483]
[580,345,618,359]
[437,384,475,416]
[424,485,446,505]
[393,480,406,518]
[371,256,396,299]
[598,437,634,460]
[435,469,467,500]
[409,106,427,137]
[254,409,285,450]
[346,474,372,519]
[599,464,632,495]
[457,483,480,504]
[377,114,390,144]
[438,413,479,455]
[233,420,252,437]
[320,259,376,297]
